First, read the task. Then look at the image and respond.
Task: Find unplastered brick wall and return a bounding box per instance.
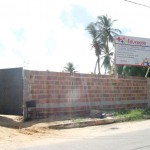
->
[23,70,148,117]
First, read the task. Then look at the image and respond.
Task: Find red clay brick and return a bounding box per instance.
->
[24,70,148,117]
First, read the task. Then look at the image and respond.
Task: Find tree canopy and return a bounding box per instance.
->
[117,65,150,77]
[86,15,121,75]
[64,62,76,74]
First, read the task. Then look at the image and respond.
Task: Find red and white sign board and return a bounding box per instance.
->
[115,35,150,66]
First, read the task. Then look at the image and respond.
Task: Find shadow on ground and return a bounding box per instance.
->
[0,113,92,129]
[0,115,23,128]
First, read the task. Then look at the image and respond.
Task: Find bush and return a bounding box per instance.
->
[114,109,147,121]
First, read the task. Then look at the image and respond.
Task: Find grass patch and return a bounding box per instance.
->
[113,109,150,121]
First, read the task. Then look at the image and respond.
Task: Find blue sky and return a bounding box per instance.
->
[0,0,149,73]
[61,4,94,27]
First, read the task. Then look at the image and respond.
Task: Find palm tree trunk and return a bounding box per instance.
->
[105,39,109,74]
[105,68,107,74]
[98,55,101,75]
[106,39,109,53]
[94,59,98,74]
[99,55,101,74]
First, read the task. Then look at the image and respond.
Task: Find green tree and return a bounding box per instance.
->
[101,46,114,74]
[117,65,150,77]
[86,15,121,75]
[64,62,76,74]
[96,15,121,74]
[86,23,102,75]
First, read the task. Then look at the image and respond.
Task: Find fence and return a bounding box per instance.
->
[23,70,148,118]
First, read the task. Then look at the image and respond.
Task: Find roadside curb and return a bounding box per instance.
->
[114,117,129,122]
[48,117,115,129]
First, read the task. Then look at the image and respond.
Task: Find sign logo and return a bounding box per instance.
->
[116,36,128,44]
[116,36,146,46]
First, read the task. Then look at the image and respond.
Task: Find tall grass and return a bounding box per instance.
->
[113,109,150,121]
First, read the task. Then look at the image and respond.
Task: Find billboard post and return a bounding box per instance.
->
[145,67,150,78]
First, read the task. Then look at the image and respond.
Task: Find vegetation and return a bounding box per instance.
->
[117,65,150,77]
[86,22,102,75]
[64,62,76,74]
[86,15,121,75]
[113,109,150,121]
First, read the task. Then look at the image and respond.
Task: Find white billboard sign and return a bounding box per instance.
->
[115,35,150,66]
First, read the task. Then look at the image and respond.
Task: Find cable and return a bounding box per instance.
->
[124,0,150,8]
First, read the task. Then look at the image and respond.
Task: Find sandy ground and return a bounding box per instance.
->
[0,114,70,141]
[1,114,150,150]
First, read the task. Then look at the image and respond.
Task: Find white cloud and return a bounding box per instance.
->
[0,0,150,73]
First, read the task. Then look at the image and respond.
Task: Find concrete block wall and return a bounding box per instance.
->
[23,70,148,117]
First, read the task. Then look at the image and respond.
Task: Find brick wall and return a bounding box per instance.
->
[23,70,148,117]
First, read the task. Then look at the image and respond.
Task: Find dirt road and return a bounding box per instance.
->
[1,115,150,150]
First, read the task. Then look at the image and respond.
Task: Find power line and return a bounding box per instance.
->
[124,0,150,8]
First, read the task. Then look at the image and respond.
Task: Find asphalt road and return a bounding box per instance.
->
[18,127,150,150]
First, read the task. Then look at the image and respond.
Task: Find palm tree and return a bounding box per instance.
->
[101,46,114,74]
[86,22,102,75]
[64,62,76,74]
[96,15,121,44]
[96,15,121,74]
